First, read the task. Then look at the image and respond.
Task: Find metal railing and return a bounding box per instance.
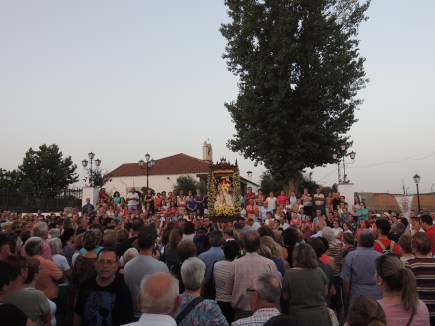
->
[0,187,83,213]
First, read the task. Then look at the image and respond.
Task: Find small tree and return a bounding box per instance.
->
[90,170,111,189]
[140,187,155,196]
[173,176,207,196]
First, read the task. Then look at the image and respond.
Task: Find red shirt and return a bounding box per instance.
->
[425,226,435,255]
[277,195,288,206]
[373,238,402,257]
[155,196,162,209]
[244,192,255,207]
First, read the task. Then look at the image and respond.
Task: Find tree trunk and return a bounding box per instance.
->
[288,174,298,194]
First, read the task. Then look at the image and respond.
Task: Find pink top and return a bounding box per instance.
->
[378,300,430,326]
[277,195,288,205]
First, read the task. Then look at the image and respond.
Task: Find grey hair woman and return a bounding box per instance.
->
[48,237,72,318]
[175,257,228,325]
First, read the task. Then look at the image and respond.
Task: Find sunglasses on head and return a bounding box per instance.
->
[376,253,400,277]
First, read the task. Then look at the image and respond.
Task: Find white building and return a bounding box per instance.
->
[104,142,259,197]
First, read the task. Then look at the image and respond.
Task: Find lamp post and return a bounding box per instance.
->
[332,145,356,184]
[0,169,10,181]
[0,169,11,210]
[138,153,156,189]
[82,152,102,187]
[413,174,421,214]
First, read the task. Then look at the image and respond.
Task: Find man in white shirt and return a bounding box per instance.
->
[259,202,273,222]
[265,192,277,212]
[278,216,290,230]
[313,187,325,215]
[122,272,179,326]
[126,187,140,213]
[247,218,262,231]
[301,188,313,217]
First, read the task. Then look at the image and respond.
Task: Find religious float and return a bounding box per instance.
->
[207,158,241,222]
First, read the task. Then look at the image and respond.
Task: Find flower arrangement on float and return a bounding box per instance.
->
[207,158,241,221]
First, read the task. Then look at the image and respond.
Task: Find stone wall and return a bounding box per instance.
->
[359,192,435,213]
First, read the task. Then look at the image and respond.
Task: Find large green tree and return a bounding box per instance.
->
[18,144,78,192]
[221,0,370,190]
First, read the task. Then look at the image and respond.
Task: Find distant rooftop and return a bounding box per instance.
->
[107,153,210,178]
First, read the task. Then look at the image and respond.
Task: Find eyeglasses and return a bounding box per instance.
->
[246,287,257,294]
[96,260,117,266]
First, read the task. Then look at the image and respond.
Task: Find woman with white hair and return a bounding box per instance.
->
[175,257,228,326]
[119,248,139,276]
[49,237,72,324]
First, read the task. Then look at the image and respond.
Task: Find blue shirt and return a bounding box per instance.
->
[340,247,382,299]
[79,246,103,256]
[199,247,224,283]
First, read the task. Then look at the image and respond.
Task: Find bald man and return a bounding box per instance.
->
[123,272,179,326]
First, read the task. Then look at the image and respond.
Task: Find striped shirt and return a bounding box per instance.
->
[326,242,343,276]
[214,260,232,302]
[406,257,435,317]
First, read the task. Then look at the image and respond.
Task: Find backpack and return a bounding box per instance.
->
[375,239,396,255]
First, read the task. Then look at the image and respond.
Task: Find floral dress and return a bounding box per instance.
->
[175,293,229,326]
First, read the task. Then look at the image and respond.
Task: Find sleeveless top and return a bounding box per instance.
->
[271,257,285,277]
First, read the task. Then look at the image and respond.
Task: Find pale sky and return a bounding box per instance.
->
[0,1,434,195]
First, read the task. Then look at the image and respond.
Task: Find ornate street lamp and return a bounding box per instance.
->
[332,146,356,184]
[0,169,11,181]
[413,174,421,214]
[82,152,102,187]
[139,153,156,189]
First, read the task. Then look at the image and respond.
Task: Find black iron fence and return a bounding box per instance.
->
[0,187,83,213]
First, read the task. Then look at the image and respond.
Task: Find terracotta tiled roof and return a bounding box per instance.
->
[107,153,210,178]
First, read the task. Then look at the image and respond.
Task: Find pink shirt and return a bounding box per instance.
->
[277,195,288,206]
[226,252,279,311]
[378,300,430,326]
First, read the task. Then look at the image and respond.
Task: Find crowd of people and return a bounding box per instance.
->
[0,186,435,326]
